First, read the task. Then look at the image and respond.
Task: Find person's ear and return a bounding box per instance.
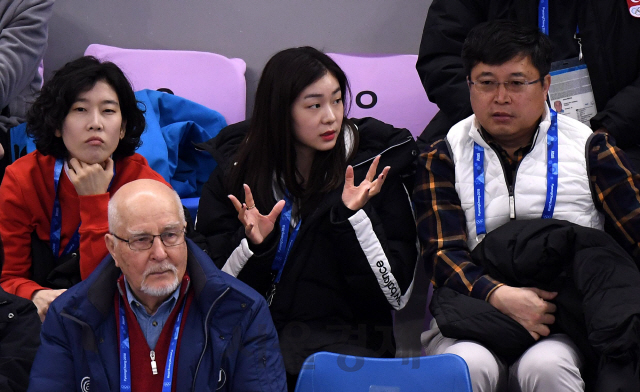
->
[119,122,126,140]
[542,74,551,96]
[54,129,62,137]
[105,233,120,267]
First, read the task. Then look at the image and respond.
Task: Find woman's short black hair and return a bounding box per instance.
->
[26,56,146,160]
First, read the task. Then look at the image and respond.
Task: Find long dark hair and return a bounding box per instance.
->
[26,56,146,160]
[228,47,358,215]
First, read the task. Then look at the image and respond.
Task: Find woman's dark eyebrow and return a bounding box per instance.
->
[72,97,120,106]
[302,87,341,99]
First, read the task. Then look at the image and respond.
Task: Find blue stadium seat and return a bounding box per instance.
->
[294,352,472,392]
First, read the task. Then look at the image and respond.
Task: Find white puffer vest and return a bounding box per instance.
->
[447,106,604,250]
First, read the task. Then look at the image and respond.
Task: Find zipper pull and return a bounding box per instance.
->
[266,284,276,307]
[574,32,583,61]
[509,195,515,219]
[150,350,158,375]
[508,185,515,219]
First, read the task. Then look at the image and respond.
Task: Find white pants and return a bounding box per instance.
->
[422,320,584,392]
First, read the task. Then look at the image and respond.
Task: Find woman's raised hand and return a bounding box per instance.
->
[342,155,390,211]
[67,157,115,196]
[229,184,285,245]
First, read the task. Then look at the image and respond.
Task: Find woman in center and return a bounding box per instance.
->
[195,46,417,387]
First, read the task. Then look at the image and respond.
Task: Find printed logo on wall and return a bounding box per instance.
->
[355,91,377,109]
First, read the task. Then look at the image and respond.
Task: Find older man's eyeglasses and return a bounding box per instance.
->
[111,229,186,251]
[468,77,544,94]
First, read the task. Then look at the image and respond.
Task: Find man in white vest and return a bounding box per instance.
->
[414,20,640,392]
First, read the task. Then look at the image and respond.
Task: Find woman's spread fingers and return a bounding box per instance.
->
[344,165,355,188]
[228,195,243,212]
[365,155,380,182]
[243,184,256,209]
[268,199,286,221]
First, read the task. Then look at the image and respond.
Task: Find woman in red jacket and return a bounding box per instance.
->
[0,56,167,320]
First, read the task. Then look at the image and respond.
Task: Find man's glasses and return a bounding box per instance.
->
[111,229,186,251]
[467,77,544,94]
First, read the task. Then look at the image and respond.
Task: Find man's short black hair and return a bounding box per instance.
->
[462,20,552,78]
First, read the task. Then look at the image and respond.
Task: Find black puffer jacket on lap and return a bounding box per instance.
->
[431,219,640,391]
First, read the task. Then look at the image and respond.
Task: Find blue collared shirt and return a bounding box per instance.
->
[124,278,180,350]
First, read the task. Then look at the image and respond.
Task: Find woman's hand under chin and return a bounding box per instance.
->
[67,157,115,196]
[342,155,390,211]
[229,184,285,245]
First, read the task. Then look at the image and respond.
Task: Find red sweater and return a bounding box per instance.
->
[0,151,169,300]
[116,276,193,392]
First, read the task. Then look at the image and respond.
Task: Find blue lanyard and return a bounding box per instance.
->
[542,110,559,219]
[50,159,80,258]
[50,159,115,258]
[473,144,487,236]
[473,110,559,236]
[271,193,301,284]
[119,295,186,392]
[539,1,580,37]
[538,0,549,35]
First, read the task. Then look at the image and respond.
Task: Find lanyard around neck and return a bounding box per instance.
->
[473,110,558,237]
[119,295,186,392]
[50,159,80,258]
[538,0,549,35]
[539,1,580,37]
[50,158,115,258]
[271,192,301,284]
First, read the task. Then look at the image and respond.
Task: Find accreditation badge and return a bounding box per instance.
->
[627,0,640,18]
[548,57,597,125]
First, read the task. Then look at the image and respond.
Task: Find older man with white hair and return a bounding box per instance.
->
[28,179,287,392]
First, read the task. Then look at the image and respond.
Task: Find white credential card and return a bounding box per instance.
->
[549,60,597,125]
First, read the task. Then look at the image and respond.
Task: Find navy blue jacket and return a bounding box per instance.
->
[27,240,287,392]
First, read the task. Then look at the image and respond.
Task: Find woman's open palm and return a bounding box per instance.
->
[229,184,285,244]
[342,155,390,211]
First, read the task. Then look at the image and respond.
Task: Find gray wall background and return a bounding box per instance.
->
[44,0,432,116]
